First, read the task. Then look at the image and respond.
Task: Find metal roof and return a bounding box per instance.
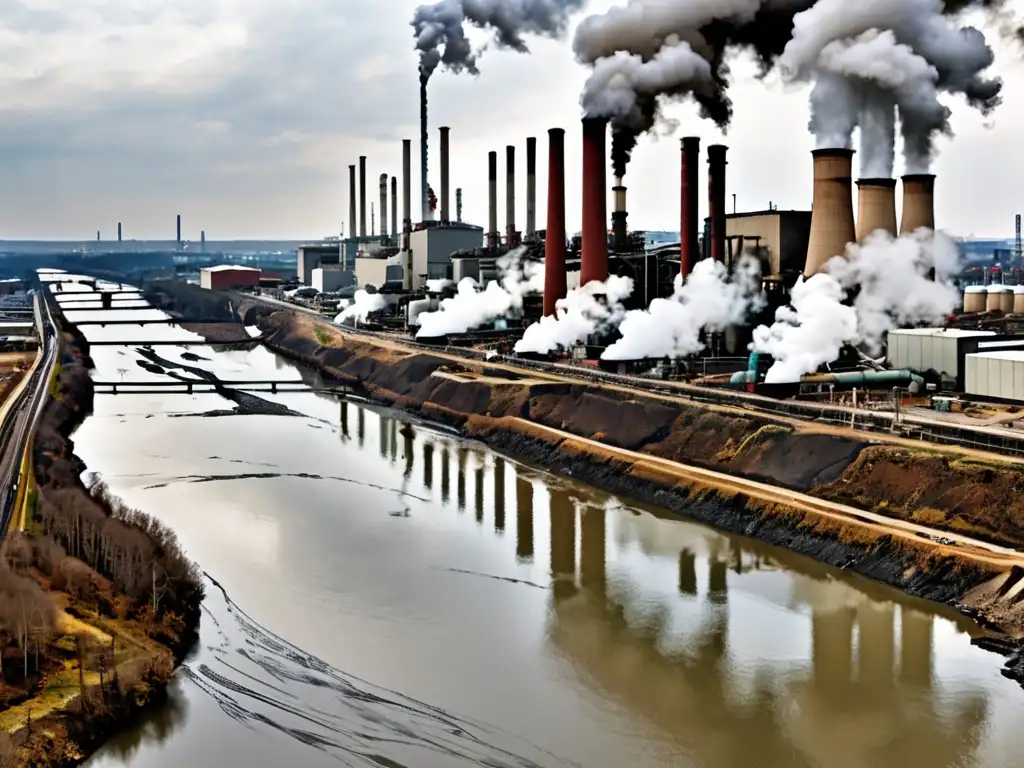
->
[966,350,1024,362]
[887,328,994,339]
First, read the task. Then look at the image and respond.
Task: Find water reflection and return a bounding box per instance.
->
[516,476,534,561]
[94,679,190,762]
[494,459,505,533]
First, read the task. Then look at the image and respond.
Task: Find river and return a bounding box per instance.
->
[38,272,1024,767]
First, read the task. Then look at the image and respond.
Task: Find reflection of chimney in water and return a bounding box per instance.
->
[379,416,390,458]
[516,475,534,560]
[708,558,728,605]
[441,446,451,503]
[678,548,697,596]
[357,409,365,448]
[403,426,414,478]
[340,401,349,440]
[390,421,398,463]
[550,490,577,599]
[812,607,855,695]
[423,443,434,490]
[494,459,505,532]
[474,464,484,523]
[579,505,605,594]
[857,603,895,691]
[899,607,933,687]
[457,449,467,510]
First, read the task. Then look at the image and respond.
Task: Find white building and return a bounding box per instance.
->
[965,350,1024,402]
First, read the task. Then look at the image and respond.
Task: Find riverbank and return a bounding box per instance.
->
[0,320,204,766]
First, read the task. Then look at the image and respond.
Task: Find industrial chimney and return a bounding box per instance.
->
[707,145,728,263]
[176,214,181,246]
[456,188,463,223]
[545,127,567,316]
[856,178,897,241]
[581,117,608,286]
[348,165,357,241]
[506,145,520,247]
[488,151,499,248]
[391,176,398,238]
[899,174,936,235]
[117,222,122,242]
[611,181,628,253]
[804,148,856,276]
[402,139,412,249]
[680,137,700,278]
[379,173,388,243]
[359,156,367,237]
[526,136,537,240]
[439,126,450,224]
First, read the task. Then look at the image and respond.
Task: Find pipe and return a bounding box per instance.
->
[581,117,608,286]
[439,126,450,223]
[544,127,567,316]
[804,148,856,276]
[348,164,357,241]
[379,173,388,243]
[856,178,897,241]
[488,151,499,248]
[680,137,700,278]
[391,176,398,238]
[800,370,925,387]
[526,136,537,240]
[506,144,519,247]
[707,144,727,263]
[402,140,412,245]
[899,174,936,235]
[359,155,367,237]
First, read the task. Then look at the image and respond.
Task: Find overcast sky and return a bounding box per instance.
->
[1,0,1022,241]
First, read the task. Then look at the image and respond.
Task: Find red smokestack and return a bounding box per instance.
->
[707,144,727,262]
[544,128,567,316]
[680,136,700,277]
[581,117,608,286]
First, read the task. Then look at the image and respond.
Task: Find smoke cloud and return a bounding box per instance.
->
[753,230,962,383]
[412,0,586,83]
[602,256,764,360]
[335,290,386,324]
[514,275,634,355]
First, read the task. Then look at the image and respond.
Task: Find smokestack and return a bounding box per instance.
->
[379,173,388,243]
[506,145,519,247]
[117,222,122,242]
[611,181,628,252]
[420,80,429,222]
[488,151,499,248]
[176,214,181,245]
[581,117,608,286]
[680,137,700,277]
[707,145,727,263]
[804,149,856,276]
[544,127,567,316]
[456,188,463,222]
[900,174,936,235]
[526,136,537,240]
[402,139,412,247]
[391,176,398,238]
[359,156,367,237]
[439,126,450,223]
[348,165,357,241]
[856,178,898,241]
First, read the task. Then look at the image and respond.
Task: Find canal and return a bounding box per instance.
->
[41,275,1024,767]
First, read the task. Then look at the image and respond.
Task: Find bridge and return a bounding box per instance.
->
[55,290,144,299]
[76,318,238,327]
[86,338,257,346]
[93,379,349,394]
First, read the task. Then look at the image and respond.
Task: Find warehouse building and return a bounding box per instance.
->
[965,351,1024,402]
[702,210,811,280]
[886,328,1024,390]
[199,265,261,291]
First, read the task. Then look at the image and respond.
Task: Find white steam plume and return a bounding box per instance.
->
[514,275,634,355]
[335,290,386,324]
[602,255,764,360]
[753,230,962,383]
[415,247,542,338]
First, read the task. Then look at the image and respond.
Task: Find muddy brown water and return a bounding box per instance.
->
[38,278,1024,766]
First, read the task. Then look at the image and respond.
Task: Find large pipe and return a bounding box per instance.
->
[402,140,412,244]
[856,178,897,241]
[359,156,367,237]
[506,144,519,247]
[439,126,450,223]
[348,165,357,241]
[581,117,608,286]
[391,176,398,238]
[488,151,499,248]
[544,127,567,317]
[804,148,856,276]
[900,174,936,235]
[379,173,388,243]
[526,136,537,240]
[680,137,700,277]
[707,144,727,263]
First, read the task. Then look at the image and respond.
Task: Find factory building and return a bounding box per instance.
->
[703,210,811,280]
[965,350,1024,402]
[297,243,342,287]
[408,222,485,288]
[199,265,261,291]
[886,327,1024,390]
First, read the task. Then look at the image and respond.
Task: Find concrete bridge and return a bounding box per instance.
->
[76,318,238,327]
[93,378,347,394]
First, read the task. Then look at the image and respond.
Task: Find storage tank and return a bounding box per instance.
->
[1015,286,1024,315]
[986,285,1009,312]
[963,285,986,313]
[1000,286,1015,313]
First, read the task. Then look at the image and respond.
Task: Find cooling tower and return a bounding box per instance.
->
[581,117,608,286]
[488,151,499,248]
[507,145,520,247]
[544,127,567,317]
[963,285,986,313]
[680,137,700,277]
[348,165,357,240]
[402,140,412,247]
[526,136,537,240]
[899,174,936,235]
[439,126,450,223]
[856,178,897,241]
[359,155,367,237]
[986,285,1007,312]
[1015,286,1024,314]
[379,173,388,242]
[804,148,856,276]
[707,145,727,262]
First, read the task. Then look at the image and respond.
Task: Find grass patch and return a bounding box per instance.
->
[314,328,334,346]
